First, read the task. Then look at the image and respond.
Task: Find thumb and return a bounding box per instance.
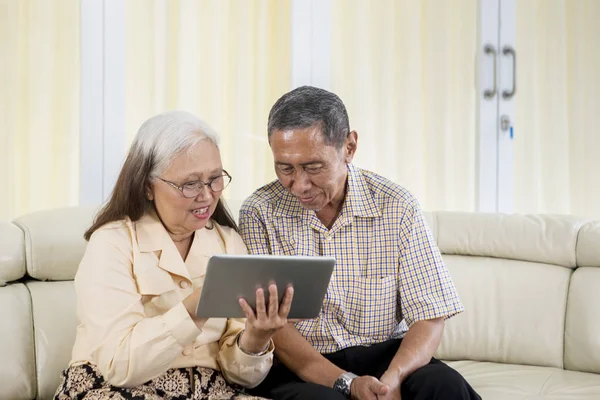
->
[371,379,389,395]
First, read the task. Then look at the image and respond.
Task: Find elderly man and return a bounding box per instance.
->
[239,86,480,400]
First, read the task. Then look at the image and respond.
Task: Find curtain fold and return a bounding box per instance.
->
[330,0,478,212]
[515,0,600,218]
[125,0,291,203]
[0,0,80,221]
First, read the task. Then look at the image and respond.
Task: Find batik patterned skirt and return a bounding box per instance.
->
[54,363,268,400]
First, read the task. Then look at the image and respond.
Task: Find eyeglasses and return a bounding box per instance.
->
[158,170,232,198]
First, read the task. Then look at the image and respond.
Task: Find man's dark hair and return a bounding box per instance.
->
[267,86,350,148]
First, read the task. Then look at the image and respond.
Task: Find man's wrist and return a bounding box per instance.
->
[333,371,358,397]
[388,364,405,382]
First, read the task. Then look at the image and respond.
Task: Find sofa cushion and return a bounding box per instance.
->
[565,267,600,374]
[447,360,600,399]
[0,222,26,285]
[27,281,78,399]
[13,206,98,281]
[436,255,570,368]
[0,284,36,400]
[576,221,600,267]
[436,212,588,268]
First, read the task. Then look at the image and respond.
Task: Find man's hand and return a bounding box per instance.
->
[377,368,403,400]
[350,375,389,400]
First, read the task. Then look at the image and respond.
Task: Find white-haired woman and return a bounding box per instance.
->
[54,111,293,399]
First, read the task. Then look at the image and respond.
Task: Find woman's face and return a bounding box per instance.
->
[149,139,224,239]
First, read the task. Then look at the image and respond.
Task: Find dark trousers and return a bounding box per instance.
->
[249,339,481,400]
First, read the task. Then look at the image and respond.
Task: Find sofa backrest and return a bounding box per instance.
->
[432,212,600,374]
[0,219,36,400]
[0,207,96,400]
[565,221,600,374]
[12,206,98,281]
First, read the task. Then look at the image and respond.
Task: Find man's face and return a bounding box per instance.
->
[270,125,356,212]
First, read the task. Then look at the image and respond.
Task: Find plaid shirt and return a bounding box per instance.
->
[239,164,464,353]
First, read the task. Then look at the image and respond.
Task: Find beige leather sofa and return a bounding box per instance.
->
[1,205,600,399]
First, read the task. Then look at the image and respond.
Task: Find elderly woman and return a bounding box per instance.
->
[54,111,293,399]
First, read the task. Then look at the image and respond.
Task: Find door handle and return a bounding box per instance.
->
[502,46,516,99]
[483,45,497,100]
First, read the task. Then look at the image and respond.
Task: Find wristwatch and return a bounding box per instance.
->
[333,371,358,397]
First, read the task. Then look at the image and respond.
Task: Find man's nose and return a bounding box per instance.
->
[290,171,311,194]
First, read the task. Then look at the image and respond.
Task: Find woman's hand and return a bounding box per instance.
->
[182,288,208,331]
[238,283,294,353]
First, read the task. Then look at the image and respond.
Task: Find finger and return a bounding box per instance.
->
[238,298,256,321]
[268,283,279,317]
[278,285,294,318]
[370,379,389,396]
[255,288,267,318]
[362,389,378,400]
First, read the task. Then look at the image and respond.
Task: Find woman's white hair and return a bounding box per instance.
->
[131,110,220,178]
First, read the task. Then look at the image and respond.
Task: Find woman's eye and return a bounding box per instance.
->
[183,182,199,190]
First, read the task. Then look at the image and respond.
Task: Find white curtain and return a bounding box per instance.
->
[125,0,292,204]
[330,0,478,212]
[0,0,80,221]
[515,0,600,218]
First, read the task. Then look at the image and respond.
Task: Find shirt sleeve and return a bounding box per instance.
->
[397,201,465,327]
[215,228,274,388]
[217,318,274,388]
[75,226,201,387]
[238,205,272,255]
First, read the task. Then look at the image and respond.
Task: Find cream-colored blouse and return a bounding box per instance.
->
[69,212,273,388]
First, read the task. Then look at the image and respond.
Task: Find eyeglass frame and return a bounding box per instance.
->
[157,170,232,198]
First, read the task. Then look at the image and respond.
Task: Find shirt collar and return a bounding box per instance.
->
[344,163,381,218]
[136,210,167,252]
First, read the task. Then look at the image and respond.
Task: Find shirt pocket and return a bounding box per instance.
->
[134,254,179,316]
[342,275,398,338]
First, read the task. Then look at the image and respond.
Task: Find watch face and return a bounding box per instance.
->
[334,377,351,396]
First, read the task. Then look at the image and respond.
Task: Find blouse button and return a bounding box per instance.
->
[182,348,192,356]
[179,280,190,289]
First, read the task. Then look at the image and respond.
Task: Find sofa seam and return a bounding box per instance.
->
[538,369,556,395]
[562,269,574,371]
[562,221,585,370]
[572,220,586,267]
[5,222,27,283]
[23,282,39,399]
[12,220,35,280]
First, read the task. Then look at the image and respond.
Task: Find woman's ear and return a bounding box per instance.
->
[145,184,154,201]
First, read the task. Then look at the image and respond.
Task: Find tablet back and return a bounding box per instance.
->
[195,254,335,319]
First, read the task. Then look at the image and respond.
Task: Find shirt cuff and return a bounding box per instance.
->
[162,302,202,347]
[232,331,275,367]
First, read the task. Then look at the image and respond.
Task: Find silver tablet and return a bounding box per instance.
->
[195,254,335,319]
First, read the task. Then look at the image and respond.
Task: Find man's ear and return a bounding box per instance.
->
[344,131,358,163]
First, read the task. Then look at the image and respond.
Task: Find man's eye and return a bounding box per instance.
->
[305,167,322,173]
[279,166,294,174]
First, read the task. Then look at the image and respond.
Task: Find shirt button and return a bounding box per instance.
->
[182,348,192,356]
[179,280,190,289]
